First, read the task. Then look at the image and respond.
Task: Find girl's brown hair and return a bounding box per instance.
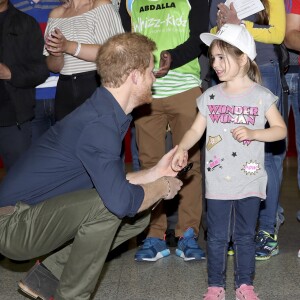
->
[209,40,262,84]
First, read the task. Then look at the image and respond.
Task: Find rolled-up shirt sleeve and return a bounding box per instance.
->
[76,116,144,218]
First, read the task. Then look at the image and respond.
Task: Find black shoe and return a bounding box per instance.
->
[165,229,178,247]
[18,260,58,300]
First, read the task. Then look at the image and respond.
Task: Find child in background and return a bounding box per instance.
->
[171,24,287,300]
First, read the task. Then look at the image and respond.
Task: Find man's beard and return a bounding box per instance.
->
[134,87,153,107]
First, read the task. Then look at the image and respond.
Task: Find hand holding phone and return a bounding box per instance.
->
[176,162,193,178]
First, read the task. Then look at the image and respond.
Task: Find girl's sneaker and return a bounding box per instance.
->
[203,287,225,300]
[236,284,259,300]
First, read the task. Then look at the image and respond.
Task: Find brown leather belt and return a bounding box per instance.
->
[0,206,14,216]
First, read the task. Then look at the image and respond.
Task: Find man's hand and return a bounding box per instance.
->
[154,145,182,178]
[163,176,183,200]
[127,146,182,185]
[154,50,172,78]
[0,63,12,80]
[138,175,183,212]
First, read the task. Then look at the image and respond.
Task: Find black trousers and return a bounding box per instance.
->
[55,70,100,121]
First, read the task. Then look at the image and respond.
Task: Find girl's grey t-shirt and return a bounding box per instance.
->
[197,83,277,200]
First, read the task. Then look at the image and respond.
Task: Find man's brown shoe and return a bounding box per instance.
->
[18,261,58,300]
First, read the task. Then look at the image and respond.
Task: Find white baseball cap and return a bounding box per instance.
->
[200,24,257,61]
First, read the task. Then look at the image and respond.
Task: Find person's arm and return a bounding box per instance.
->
[126,146,178,184]
[45,1,124,72]
[128,146,183,212]
[77,121,182,218]
[231,104,287,143]
[166,0,209,69]
[284,13,300,51]
[243,0,286,44]
[45,55,64,74]
[45,28,101,63]
[137,176,182,212]
[6,15,49,88]
[172,112,207,171]
[213,0,286,44]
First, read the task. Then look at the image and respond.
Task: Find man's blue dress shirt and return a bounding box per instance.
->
[0,87,144,218]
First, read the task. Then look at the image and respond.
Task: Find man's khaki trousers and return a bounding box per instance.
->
[0,189,150,299]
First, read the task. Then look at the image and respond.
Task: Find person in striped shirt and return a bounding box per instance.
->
[44,0,124,121]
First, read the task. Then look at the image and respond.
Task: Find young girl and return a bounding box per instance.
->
[215,0,287,262]
[171,24,287,300]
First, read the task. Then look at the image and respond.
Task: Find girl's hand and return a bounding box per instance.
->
[171,148,188,172]
[231,126,255,142]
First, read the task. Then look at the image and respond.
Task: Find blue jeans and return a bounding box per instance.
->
[286,71,300,189]
[258,61,286,234]
[0,121,32,171]
[31,99,55,142]
[206,197,261,288]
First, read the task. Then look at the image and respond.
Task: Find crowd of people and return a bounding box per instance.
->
[0,0,299,299]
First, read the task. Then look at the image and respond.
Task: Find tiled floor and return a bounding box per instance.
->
[0,157,299,300]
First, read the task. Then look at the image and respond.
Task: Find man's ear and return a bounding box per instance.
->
[131,69,140,85]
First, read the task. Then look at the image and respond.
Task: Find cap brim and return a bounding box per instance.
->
[200,32,220,47]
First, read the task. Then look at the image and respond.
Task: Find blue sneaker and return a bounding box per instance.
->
[175,228,206,261]
[135,237,170,262]
[255,230,279,261]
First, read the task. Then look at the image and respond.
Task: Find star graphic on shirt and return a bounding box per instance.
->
[232,152,237,157]
[209,94,215,100]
